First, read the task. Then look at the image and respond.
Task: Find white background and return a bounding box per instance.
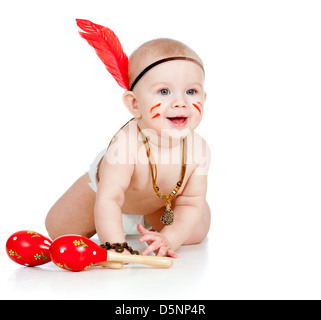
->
[1,0,321,300]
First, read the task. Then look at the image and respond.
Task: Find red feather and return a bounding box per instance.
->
[76,19,129,90]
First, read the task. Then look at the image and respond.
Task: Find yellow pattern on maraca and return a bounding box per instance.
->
[33,252,49,261]
[27,231,41,237]
[56,262,71,270]
[9,249,21,259]
[73,238,88,248]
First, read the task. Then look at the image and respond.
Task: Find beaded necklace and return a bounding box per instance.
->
[139,129,187,225]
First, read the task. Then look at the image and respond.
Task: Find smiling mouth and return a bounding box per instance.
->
[167,116,188,127]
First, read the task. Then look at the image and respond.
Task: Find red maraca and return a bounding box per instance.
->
[6,230,52,267]
[50,234,173,271]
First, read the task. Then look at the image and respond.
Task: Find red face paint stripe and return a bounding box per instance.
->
[197,101,203,107]
[150,103,161,113]
[151,113,161,119]
[192,103,202,114]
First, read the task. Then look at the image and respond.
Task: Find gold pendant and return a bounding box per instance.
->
[160,202,174,225]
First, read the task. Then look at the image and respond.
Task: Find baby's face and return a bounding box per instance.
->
[132,60,206,138]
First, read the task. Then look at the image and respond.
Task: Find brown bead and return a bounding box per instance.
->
[115,245,124,253]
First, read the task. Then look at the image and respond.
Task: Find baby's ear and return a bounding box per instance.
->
[122,91,141,118]
[203,91,207,103]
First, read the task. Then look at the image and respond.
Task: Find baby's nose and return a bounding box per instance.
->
[174,103,186,108]
[172,93,188,108]
[172,99,187,108]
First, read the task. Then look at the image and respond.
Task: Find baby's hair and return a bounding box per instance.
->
[128,38,203,88]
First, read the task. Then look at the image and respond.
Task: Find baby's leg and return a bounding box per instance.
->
[45,174,96,240]
[182,202,211,246]
[45,174,123,269]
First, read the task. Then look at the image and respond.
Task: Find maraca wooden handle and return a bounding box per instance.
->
[103,251,173,268]
[99,261,123,269]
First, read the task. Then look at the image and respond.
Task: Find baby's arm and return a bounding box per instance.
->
[161,169,208,250]
[95,151,134,244]
[139,140,210,256]
[138,168,208,256]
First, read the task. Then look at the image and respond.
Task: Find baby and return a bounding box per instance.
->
[45,19,211,259]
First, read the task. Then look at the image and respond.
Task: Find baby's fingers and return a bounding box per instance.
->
[166,248,178,258]
[141,240,162,256]
[139,233,159,244]
[157,246,168,257]
[137,223,149,236]
[157,246,177,258]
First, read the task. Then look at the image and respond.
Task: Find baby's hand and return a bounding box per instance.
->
[137,224,178,258]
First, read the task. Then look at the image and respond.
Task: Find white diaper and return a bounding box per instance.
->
[121,214,151,235]
[87,149,151,235]
[87,148,106,193]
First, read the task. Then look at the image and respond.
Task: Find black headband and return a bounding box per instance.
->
[130,56,204,91]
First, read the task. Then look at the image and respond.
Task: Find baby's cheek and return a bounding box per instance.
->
[189,103,203,130]
[192,101,203,115]
[149,103,162,119]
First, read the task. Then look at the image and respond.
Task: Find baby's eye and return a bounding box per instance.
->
[159,88,170,95]
[186,89,197,95]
